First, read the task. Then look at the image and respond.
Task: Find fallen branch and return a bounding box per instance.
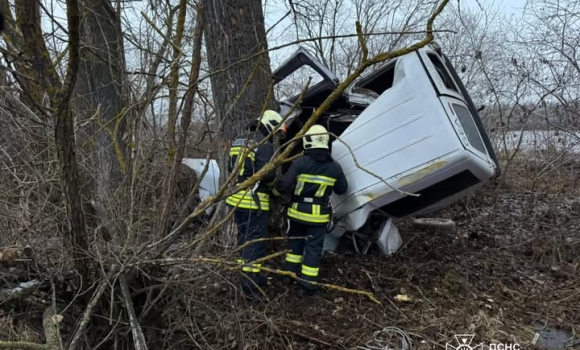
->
[259,266,382,305]
[0,341,48,350]
[68,270,116,350]
[0,307,64,350]
[119,273,148,350]
[136,254,382,305]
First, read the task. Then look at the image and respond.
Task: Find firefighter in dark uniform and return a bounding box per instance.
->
[225,110,284,301]
[274,124,348,297]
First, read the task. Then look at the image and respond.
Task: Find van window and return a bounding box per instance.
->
[452,103,486,154]
[427,53,459,92]
[354,60,396,95]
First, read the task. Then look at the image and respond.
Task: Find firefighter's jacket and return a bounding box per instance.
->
[225,127,276,212]
[275,149,348,225]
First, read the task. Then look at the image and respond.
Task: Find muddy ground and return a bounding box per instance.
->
[186,184,580,350]
[1,158,578,350]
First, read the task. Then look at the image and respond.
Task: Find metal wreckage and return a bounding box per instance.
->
[184,42,501,256]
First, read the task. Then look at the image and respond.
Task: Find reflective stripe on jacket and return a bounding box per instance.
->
[275,149,348,225]
[226,189,270,211]
[226,128,275,211]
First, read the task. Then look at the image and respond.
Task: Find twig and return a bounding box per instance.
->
[196,29,457,84]
[119,273,149,350]
[259,266,382,305]
[286,328,339,348]
[68,271,116,350]
[140,11,183,56]
[232,236,309,253]
[0,341,48,349]
[277,130,419,198]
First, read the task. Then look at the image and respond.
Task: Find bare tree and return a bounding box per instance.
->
[202,0,277,167]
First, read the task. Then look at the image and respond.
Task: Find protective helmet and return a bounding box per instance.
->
[303,125,329,149]
[259,110,283,134]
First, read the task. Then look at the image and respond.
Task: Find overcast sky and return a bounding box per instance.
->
[262,0,528,67]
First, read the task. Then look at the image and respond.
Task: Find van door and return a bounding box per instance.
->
[415,47,466,100]
[416,48,494,165]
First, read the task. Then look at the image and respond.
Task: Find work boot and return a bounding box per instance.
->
[297,286,317,298]
[282,276,294,286]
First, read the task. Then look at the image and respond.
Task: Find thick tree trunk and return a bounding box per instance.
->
[203,0,276,164]
[203,0,280,243]
[74,0,128,240]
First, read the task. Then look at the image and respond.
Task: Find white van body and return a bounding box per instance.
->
[329,46,497,232]
[182,43,501,255]
[273,43,501,254]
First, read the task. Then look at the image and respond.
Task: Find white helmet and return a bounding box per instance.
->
[259,110,283,134]
[303,125,329,149]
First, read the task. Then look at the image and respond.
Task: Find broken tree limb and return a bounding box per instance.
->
[42,307,63,350]
[134,252,382,305]
[0,306,64,350]
[119,273,148,350]
[0,341,48,349]
[68,270,116,350]
[259,266,382,305]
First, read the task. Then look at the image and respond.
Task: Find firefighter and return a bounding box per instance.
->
[225,109,284,301]
[274,124,348,297]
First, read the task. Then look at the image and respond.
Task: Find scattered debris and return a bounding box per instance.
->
[412,218,457,233]
[393,294,412,303]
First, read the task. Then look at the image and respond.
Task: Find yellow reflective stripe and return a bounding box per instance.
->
[297,174,336,186]
[229,147,256,161]
[242,264,261,273]
[294,180,305,195]
[285,253,303,264]
[229,146,256,176]
[301,265,319,277]
[313,204,320,216]
[237,259,261,273]
[226,190,270,210]
[287,206,329,223]
[294,174,336,196]
[315,184,327,197]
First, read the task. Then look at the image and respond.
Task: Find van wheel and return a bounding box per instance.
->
[412,218,456,233]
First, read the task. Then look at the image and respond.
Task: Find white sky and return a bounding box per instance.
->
[39,0,528,69]
[263,0,528,66]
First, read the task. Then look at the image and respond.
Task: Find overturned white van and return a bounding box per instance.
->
[273,42,501,255]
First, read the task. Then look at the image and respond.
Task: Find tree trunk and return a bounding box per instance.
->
[74,0,128,241]
[203,0,276,167]
[203,0,278,244]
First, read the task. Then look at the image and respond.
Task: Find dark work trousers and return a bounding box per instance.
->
[234,209,268,297]
[284,219,326,291]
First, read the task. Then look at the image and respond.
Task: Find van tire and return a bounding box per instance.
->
[412,218,456,233]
